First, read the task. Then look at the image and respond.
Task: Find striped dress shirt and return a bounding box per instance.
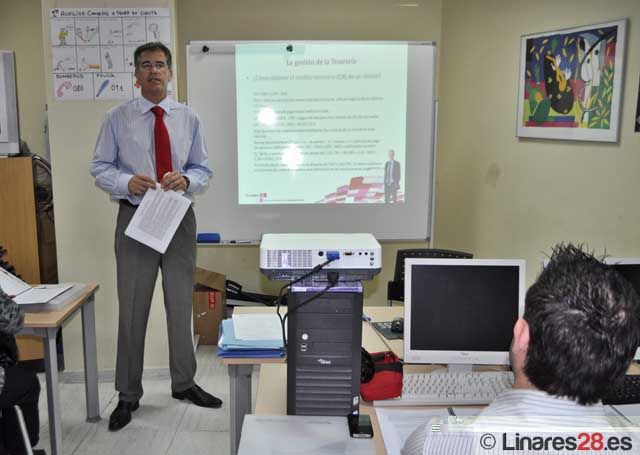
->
[402,389,639,455]
[90,96,212,204]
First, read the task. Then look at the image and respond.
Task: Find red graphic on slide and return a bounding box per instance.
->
[317,176,404,204]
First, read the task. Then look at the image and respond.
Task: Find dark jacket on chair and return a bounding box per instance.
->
[0,287,23,394]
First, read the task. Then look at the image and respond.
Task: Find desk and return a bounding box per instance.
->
[20,283,100,455]
[251,306,449,455]
[224,305,403,455]
[250,325,640,454]
[255,364,387,453]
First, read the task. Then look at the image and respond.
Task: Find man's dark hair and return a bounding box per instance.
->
[134,42,172,69]
[524,243,640,404]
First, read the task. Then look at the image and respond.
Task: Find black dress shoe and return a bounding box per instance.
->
[172,384,223,408]
[108,400,139,431]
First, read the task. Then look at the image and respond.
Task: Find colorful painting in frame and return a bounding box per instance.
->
[516,20,626,142]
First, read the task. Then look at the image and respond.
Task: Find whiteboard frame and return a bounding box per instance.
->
[187,40,437,242]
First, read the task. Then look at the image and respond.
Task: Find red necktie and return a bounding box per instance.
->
[151,106,172,182]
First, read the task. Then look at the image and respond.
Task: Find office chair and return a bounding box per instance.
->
[0,405,34,455]
[14,405,34,455]
[387,248,473,306]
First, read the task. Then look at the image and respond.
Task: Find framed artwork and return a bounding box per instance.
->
[516,19,626,142]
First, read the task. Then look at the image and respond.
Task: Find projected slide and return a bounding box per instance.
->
[236,43,408,204]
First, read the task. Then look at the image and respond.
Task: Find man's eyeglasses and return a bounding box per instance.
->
[139,62,168,71]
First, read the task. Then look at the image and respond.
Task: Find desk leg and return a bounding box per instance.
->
[43,328,62,455]
[81,296,101,422]
[228,364,252,455]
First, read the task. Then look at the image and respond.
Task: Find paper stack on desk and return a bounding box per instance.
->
[217,316,285,358]
[0,266,73,305]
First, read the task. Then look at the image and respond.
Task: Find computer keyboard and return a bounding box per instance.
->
[374,371,514,407]
[603,375,640,405]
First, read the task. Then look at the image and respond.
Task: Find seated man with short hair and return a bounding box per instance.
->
[403,244,640,454]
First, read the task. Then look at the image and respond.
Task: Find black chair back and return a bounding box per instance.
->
[387,248,473,304]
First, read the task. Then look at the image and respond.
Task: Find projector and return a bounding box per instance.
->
[260,233,381,281]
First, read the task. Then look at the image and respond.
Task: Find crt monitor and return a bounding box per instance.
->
[603,258,640,360]
[403,258,526,367]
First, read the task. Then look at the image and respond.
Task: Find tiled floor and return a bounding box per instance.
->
[33,346,258,455]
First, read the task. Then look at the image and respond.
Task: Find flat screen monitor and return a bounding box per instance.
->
[404,258,526,367]
[603,258,640,360]
[0,51,20,156]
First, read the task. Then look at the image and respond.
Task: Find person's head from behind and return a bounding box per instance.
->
[510,243,640,404]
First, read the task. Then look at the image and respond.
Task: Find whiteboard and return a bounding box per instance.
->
[187,41,436,241]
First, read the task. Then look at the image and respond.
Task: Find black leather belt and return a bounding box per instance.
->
[119,199,138,208]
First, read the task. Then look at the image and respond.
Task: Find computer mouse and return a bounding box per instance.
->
[391,317,404,333]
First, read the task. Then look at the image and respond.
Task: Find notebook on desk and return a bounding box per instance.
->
[0,267,73,305]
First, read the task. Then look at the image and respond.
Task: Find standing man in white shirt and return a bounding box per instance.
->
[90,42,218,432]
[403,244,640,454]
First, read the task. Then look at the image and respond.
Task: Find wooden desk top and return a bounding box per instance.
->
[232,305,408,453]
[248,304,640,454]
[363,306,404,356]
[23,284,99,328]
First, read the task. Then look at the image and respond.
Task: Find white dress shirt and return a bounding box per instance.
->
[402,389,636,455]
[90,96,212,204]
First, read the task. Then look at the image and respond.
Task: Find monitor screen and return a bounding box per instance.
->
[404,259,525,365]
[603,258,640,360]
[0,51,20,156]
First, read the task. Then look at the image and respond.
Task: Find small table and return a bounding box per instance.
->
[224,305,403,455]
[254,364,386,453]
[20,283,100,455]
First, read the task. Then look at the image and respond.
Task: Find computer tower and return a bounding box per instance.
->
[287,282,363,416]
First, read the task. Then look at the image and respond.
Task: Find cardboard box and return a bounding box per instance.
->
[193,267,226,345]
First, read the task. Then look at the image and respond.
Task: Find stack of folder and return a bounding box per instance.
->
[217,318,285,358]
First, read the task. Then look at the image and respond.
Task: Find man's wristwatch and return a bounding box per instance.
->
[183,175,190,189]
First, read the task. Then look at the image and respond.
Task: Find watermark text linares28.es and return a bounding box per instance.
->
[493,432,633,451]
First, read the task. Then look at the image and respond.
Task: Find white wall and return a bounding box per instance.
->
[435,0,640,284]
[40,0,640,375]
[0,2,46,157]
[42,0,177,372]
[44,0,442,372]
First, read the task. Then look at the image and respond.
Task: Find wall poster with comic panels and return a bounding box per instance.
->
[516,20,626,142]
[49,7,172,101]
